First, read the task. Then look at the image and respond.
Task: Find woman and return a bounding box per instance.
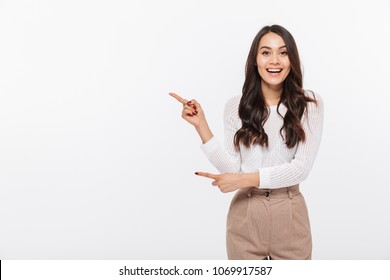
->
[170,24,323,260]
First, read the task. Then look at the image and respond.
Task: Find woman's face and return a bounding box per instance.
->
[256,32,291,90]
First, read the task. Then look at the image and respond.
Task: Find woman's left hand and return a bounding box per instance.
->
[195,172,258,193]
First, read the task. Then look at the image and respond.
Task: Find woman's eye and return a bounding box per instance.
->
[261,51,270,55]
[280,51,288,55]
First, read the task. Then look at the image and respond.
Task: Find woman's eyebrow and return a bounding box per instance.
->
[259,45,287,49]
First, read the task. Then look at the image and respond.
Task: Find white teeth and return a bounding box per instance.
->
[267,68,282,73]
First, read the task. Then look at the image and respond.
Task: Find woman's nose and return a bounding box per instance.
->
[270,54,280,64]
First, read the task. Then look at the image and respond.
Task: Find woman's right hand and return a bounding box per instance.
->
[169,92,213,143]
[169,92,206,128]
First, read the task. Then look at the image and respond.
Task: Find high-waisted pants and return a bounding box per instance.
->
[226,185,312,260]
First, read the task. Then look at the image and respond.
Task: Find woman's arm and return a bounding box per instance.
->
[196,94,323,192]
[199,96,242,173]
[195,117,213,144]
[258,94,324,188]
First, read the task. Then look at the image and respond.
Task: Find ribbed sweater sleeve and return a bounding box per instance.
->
[258,94,324,188]
[200,96,241,173]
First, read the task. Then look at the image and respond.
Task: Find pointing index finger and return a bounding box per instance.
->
[169,92,188,105]
[195,172,219,180]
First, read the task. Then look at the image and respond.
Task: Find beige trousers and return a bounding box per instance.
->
[226,185,312,260]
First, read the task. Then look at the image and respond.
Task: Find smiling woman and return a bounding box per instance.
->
[234,25,317,150]
[170,25,323,260]
[257,34,291,102]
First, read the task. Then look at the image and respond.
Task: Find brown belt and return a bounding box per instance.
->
[240,184,300,199]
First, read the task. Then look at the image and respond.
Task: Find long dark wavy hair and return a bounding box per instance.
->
[234,25,317,149]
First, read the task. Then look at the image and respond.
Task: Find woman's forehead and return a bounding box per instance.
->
[259,32,286,49]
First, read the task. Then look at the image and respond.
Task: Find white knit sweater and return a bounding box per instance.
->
[200,92,324,189]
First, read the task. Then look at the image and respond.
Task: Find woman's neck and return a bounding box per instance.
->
[262,83,282,106]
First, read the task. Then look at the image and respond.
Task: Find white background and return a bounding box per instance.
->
[0,0,389,259]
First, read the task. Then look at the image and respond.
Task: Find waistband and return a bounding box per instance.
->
[240,184,300,199]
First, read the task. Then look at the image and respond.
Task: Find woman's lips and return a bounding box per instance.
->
[266,68,283,75]
[266,68,282,73]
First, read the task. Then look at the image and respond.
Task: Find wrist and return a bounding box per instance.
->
[195,119,208,130]
[195,120,213,144]
[242,172,260,188]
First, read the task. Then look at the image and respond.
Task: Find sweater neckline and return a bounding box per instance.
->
[268,103,287,112]
[268,104,280,110]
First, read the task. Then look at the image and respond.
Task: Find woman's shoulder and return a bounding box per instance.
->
[304,90,323,104]
[224,95,241,121]
[224,95,241,112]
[304,90,324,116]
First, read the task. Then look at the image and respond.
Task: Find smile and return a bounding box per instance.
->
[266,68,282,73]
